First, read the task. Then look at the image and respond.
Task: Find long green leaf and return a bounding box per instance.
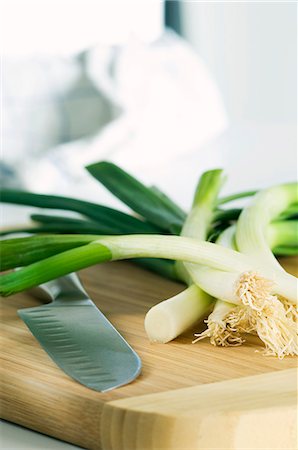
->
[0,189,161,234]
[30,214,146,235]
[218,190,258,205]
[0,233,179,281]
[0,215,119,237]
[0,235,98,271]
[149,185,186,219]
[213,208,242,223]
[0,242,113,296]
[273,246,298,256]
[31,214,96,225]
[277,204,298,221]
[86,161,185,231]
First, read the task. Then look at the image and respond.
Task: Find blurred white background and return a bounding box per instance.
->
[1,0,296,213]
[1,0,164,55]
[0,1,297,447]
[178,1,297,199]
[181,2,296,123]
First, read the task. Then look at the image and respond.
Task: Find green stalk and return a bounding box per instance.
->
[213,208,242,223]
[0,233,177,282]
[30,214,102,226]
[273,246,298,256]
[0,219,119,237]
[178,169,226,283]
[178,170,242,310]
[215,224,237,249]
[277,203,298,220]
[267,220,298,249]
[145,169,225,343]
[195,222,298,358]
[0,242,113,296]
[0,234,296,304]
[236,183,298,270]
[218,190,258,205]
[0,235,98,271]
[86,161,185,231]
[97,235,253,271]
[216,221,298,253]
[0,189,160,234]
[0,234,252,297]
[181,169,226,240]
[149,185,186,219]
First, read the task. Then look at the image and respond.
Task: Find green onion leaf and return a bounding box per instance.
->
[86,161,185,231]
[0,189,161,234]
[0,235,98,271]
[218,190,258,205]
[0,242,113,296]
[273,246,298,256]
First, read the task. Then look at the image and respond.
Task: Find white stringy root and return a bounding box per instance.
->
[193,271,298,359]
[282,298,298,323]
[193,303,255,347]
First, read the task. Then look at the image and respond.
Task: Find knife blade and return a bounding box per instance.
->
[18,273,141,392]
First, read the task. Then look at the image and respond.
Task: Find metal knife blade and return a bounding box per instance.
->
[18,273,141,392]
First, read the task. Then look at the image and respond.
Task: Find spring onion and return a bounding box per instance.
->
[86,161,185,232]
[0,189,161,234]
[193,220,298,357]
[1,161,297,358]
[236,183,298,270]
[0,232,296,301]
[145,169,224,343]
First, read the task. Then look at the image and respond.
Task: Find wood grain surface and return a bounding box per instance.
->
[101,368,297,450]
[1,258,297,450]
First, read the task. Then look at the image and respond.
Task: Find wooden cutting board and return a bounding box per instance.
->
[1,258,297,450]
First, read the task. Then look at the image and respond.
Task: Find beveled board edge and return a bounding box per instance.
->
[101,368,297,450]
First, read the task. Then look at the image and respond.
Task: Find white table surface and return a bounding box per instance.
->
[0,421,80,449]
[1,121,296,450]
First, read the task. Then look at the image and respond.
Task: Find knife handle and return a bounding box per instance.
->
[30,273,87,302]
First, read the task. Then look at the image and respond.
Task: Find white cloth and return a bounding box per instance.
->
[2,30,227,206]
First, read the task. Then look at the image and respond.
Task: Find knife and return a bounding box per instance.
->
[18,273,142,392]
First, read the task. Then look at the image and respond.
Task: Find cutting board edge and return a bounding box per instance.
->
[101,368,298,450]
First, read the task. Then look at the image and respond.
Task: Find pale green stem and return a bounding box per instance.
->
[236,183,298,270]
[1,234,296,303]
[267,220,298,249]
[144,285,211,343]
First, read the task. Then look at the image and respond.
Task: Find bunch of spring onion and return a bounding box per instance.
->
[1,162,297,358]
